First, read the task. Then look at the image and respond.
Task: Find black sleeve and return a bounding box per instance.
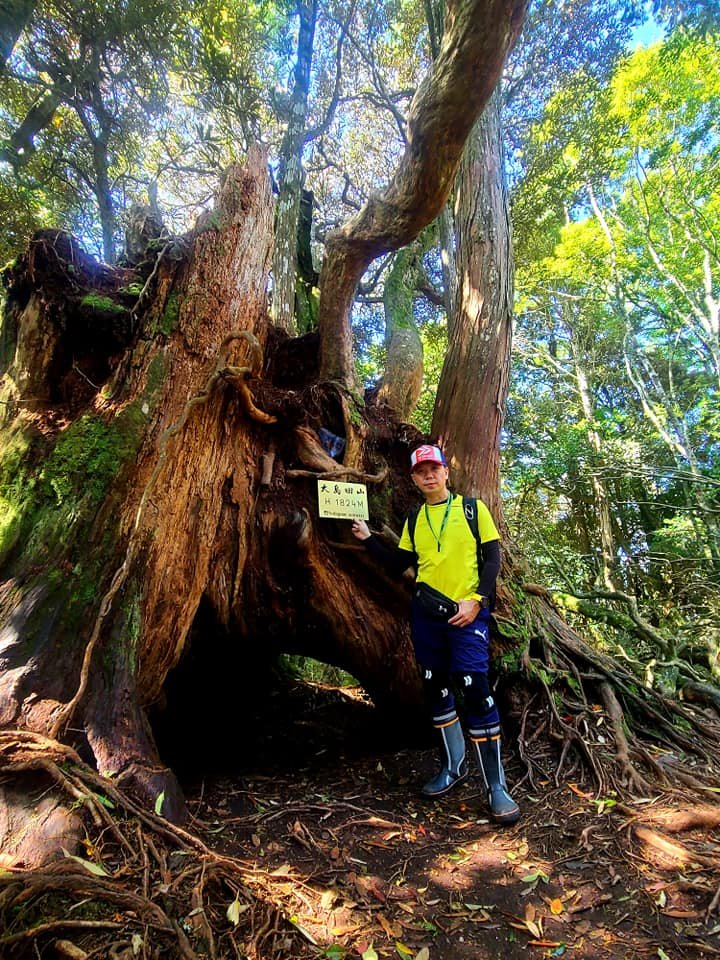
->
[477,539,501,597]
[362,534,417,578]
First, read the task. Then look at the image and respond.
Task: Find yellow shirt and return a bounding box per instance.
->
[398,495,499,601]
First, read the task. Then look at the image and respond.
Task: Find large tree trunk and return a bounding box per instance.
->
[0,147,422,840]
[317,0,528,395]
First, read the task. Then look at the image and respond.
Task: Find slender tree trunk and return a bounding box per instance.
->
[568,323,618,591]
[0,89,59,168]
[93,136,116,265]
[438,204,457,328]
[376,240,425,419]
[271,0,318,334]
[432,88,512,521]
[317,0,528,396]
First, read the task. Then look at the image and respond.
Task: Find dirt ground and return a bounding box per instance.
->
[181,681,720,960]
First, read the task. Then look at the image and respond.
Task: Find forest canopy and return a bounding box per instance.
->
[1,1,718,683]
[1,2,720,957]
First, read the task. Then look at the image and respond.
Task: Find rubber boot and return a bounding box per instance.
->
[470,724,520,824]
[421,716,468,797]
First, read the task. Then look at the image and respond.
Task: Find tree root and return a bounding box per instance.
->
[288,425,388,482]
[514,592,720,800]
[0,731,314,960]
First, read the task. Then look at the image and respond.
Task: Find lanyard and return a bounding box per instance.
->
[424,493,453,552]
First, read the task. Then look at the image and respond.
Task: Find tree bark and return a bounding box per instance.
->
[1,149,277,819]
[566,315,619,590]
[0,148,424,835]
[317,0,528,393]
[0,0,35,72]
[376,240,425,419]
[432,88,513,522]
[271,0,318,334]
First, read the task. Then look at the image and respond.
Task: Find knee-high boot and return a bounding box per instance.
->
[421,714,468,797]
[469,724,520,824]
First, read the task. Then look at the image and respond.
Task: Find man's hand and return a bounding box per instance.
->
[448,599,480,627]
[351,520,371,540]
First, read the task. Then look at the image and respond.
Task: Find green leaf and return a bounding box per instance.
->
[155,791,165,816]
[323,946,345,960]
[361,947,379,960]
[61,847,109,876]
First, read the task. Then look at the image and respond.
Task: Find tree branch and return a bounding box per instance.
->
[317,0,528,389]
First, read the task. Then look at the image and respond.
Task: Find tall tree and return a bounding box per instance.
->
[271,0,319,332]
[1,0,183,260]
[0,0,529,842]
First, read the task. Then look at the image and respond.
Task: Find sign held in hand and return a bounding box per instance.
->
[318,480,368,520]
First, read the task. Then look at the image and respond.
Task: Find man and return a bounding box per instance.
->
[351,444,519,824]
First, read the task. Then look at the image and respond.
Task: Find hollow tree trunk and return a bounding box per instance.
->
[0,147,421,841]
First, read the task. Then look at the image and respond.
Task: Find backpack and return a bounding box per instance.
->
[406,495,495,607]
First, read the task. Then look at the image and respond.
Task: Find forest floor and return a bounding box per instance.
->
[180,680,720,960]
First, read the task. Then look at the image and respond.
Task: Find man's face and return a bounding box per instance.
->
[411,461,449,495]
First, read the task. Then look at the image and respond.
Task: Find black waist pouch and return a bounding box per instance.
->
[414,582,459,621]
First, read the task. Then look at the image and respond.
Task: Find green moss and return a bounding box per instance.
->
[0,426,35,562]
[41,411,142,507]
[80,293,127,315]
[145,352,169,397]
[295,281,319,334]
[159,292,180,335]
[119,282,144,297]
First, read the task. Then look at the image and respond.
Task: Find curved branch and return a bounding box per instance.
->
[318,0,528,387]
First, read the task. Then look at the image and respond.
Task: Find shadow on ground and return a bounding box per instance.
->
[178,681,720,960]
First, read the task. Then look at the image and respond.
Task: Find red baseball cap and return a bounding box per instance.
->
[410,444,447,471]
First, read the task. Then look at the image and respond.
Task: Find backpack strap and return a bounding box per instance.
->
[462,496,480,542]
[463,496,497,609]
[407,503,421,553]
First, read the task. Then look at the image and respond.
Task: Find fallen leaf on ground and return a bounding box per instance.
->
[378,913,402,939]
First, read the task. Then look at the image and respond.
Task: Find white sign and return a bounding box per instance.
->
[317,480,368,520]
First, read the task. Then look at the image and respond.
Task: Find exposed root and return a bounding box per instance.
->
[221,365,277,423]
[514,591,720,801]
[599,681,654,795]
[632,824,720,870]
[0,731,313,960]
[289,425,388,482]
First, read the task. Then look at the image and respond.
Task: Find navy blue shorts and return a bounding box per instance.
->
[410,600,492,673]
